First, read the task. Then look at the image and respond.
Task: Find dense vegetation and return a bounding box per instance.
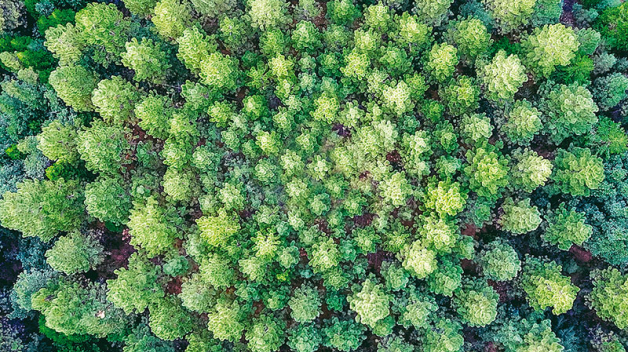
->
[2,0,628,350]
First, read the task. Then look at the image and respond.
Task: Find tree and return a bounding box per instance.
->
[177,27,217,73]
[74,3,131,63]
[501,100,542,145]
[289,285,322,323]
[552,147,605,197]
[84,176,132,225]
[446,18,491,63]
[135,94,173,140]
[91,76,141,125]
[36,120,79,163]
[127,197,179,257]
[322,317,366,352]
[77,121,130,175]
[247,0,291,30]
[478,51,527,102]
[478,240,521,281]
[484,0,536,33]
[425,43,458,83]
[440,76,480,116]
[152,0,192,39]
[121,38,171,84]
[44,23,83,66]
[521,257,579,315]
[499,198,542,235]
[288,324,322,352]
[45,231,104,274]
[148,296,194,340]
[522,24,580,78]
[32,279,128,337]
[123,0,159,17]
[454,280,498,327]
[348,279,392,330]
[199,52,240,93]
[589,268,628,329]
[544,206,592,250]
[464,143,510,200]
[48,65,98,112]
[0,178,83,241]
[541,83,598,144]
[595,2,628,51]
[400,241,437,279]
[190,0,236,17]
[107,252,164,314]
[123,323,175,352]
[414,0,453,26]
[247,315,286,352]
[422,180,467,217]
[206,297,247,342]
[592,73,628,111]
[510,149,553,192]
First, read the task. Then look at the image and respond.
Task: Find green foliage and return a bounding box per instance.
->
[414,0,453,26]
[425,42,458,83]
[45,231,103,274]
[542,83,599,143]
[484,0,536,32]
[123,0,159,17]
[127,197,179,257]
[289,285,322,323]
[478,240,521,281]
[247,315,286,352]
[544,206,592,250]
[464,143,510,200]
[48,65,97,112]
[135,94,172,140]
[454,279,498,327]
[595,2,628,51]
[0,178,83,241]
[440,76,480,116]
[121,38,171,84]
[510,149,553,192]
[76,121,130,174]
[84,176,132,225]
[91,76,141,125]
[348,278,392,330]
[5,1,628,350]
[401,240,437,279]
[552,147,605,196]
[478,50,528,101]
[521,257,579,314]
[593,73,628,111]
[152,0,192,39]
[74,3,130,63]
[32,279,128,337]
[248,0,290,30]
[589,268,628,329]
[107,253,164,314]
[36,120,79,163]
[499,198,541,235]
[446,18,492,63]
[501,100,542,145]
[123,323,175,352]
[148,296,194,341]
[322,317,366,352]
[522,24,580,78]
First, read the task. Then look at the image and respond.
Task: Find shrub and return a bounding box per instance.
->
[45,231,103,274]
[521,257,579,314]
[543,206,592,250]
[522,24,580,78]
[552,147,605,196]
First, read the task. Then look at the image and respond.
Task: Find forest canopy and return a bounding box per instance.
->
[1,0,628,351]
